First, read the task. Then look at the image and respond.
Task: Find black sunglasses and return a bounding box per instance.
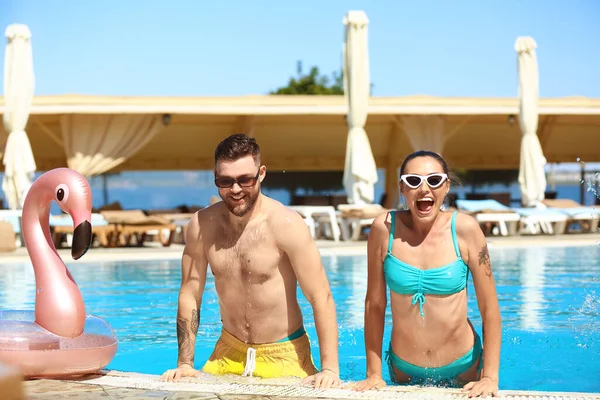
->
[214,170,260,189]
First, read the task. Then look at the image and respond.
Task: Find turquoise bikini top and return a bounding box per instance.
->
[383,211,469,317]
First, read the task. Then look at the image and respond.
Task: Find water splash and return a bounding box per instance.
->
[570,291,599,351]
[575,157,600,205]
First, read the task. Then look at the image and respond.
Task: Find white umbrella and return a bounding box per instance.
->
[515,36,546,208]
[342,10,378,205]
[1,24,36,210]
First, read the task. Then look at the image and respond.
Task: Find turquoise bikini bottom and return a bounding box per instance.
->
[385,332,483,385]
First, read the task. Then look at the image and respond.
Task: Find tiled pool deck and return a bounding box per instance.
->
[2,233,600,399]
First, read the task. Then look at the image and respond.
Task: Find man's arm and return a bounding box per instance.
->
[176,213,209,368]
[458,214,502,393]
[275,209,339,374]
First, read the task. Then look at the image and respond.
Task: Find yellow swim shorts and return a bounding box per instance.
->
[202,327,318,378]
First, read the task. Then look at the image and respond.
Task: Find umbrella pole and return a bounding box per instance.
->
[102,174,109,206]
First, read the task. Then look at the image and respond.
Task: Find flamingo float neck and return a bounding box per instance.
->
[21,168,93,338]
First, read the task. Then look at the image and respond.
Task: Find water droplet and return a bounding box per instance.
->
[37,287,42,294]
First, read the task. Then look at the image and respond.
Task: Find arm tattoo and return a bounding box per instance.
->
[191,309,199,334]
[478,244,492,279]
[177,309,200,366]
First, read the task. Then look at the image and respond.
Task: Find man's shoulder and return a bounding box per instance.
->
[193,203,224,227]
[264,198,302,222]
[260,198,306,239]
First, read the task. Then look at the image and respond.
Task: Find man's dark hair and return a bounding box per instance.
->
[214,133,261,165]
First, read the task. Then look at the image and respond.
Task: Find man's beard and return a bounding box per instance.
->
[223,190,259,217]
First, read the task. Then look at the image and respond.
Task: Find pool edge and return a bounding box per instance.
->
[22,369,600,399]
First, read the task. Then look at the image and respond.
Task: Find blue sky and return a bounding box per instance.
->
[1,0,599,97]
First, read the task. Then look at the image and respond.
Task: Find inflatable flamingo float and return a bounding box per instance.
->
[0,168,118,378]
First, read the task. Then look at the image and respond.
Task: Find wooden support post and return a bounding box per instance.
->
[234,115,255,137]
[384,117,403,209]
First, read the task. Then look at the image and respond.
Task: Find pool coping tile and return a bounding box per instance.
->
[21,370,600,400]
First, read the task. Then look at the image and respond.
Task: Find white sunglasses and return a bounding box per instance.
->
[400,173,448,189]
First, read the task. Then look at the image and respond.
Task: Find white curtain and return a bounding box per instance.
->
[1,24,36,210]
[401,115,446,154]
[342,10,378,205]
[515,36,547,207]
[59,114,165,176]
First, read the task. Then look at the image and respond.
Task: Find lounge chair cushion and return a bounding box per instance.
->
[50,213,109,227]
[0,221,16,252]
[100,210,171,225]
[338,204,389,219]
[455,199,514,213]
[542,199,582,209]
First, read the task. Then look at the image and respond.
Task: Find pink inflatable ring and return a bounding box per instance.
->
[0,168,118,378]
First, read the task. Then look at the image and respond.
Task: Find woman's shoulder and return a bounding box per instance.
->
[450,210,481,238]
[372,208,412,233]
[373,208,410,223]
[372,209,391,228]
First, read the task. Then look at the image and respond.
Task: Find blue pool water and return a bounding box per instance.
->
[0,245,598,393]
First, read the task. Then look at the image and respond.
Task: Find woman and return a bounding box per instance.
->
[354,150,501,398]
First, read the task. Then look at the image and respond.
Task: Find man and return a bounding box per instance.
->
[162,133,341,389]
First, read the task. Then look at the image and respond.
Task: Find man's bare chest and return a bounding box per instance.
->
[206,227,282,280]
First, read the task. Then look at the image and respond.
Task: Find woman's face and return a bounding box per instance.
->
[399,156,450,222]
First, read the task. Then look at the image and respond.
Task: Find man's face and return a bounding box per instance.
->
[214,155,265,217]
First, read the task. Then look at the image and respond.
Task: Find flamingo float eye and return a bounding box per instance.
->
[55,184,69,203]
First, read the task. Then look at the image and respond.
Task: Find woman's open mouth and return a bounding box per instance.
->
[416,197,434,214]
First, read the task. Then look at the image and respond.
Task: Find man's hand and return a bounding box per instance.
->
[301,369,342,389]
[161,364,203,382]
[463,376,499,398]
[349,374,387,391]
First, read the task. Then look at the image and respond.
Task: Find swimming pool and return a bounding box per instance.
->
[0,245,598,393]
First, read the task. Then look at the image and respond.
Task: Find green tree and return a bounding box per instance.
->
[270,61,344,95]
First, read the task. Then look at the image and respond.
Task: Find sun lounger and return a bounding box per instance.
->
[0,220,17,252]
[287,205,341,242]
[511,207,569,235]
[541,199,599,233]
[50,213,118,248]
[337,204,389,241]
[455,199,521,236]
[0,210,23,248]
[153,212,194,244]
[100,210,176,247]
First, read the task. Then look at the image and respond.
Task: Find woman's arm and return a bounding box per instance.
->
[458,213,502,395]
[354,213,390,391]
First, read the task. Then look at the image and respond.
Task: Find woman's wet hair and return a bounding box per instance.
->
[399,150,461,186]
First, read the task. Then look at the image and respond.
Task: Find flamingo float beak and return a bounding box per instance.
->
[72,220,92,260]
